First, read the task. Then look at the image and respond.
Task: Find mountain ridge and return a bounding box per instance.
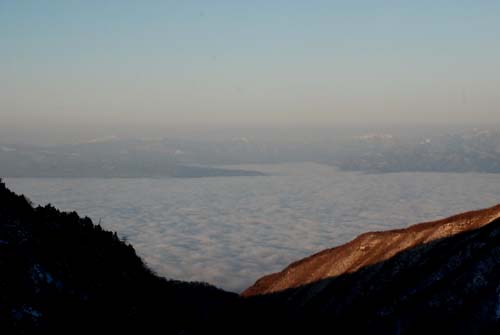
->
[243,204,500,296]
[241,212,500,334]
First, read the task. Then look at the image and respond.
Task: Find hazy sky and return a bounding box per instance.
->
[1,1,500,141]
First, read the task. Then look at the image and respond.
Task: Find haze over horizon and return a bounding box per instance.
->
[2,1,500,145]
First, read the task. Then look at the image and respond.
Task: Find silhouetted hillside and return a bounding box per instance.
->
[0,179,238,334]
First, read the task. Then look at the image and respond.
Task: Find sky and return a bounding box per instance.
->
[1,1,500,143]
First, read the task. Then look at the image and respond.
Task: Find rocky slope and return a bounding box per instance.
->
[241,205,500,334]
[243,204,500,296]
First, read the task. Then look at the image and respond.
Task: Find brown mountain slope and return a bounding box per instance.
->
[242,204,500,297]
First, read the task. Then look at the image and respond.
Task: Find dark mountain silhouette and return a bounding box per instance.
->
[2,177,500,334]
[0,179,238,334]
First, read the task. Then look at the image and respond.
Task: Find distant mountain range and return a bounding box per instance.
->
[332,128,500,173]
[2,180,500,334]
[0,139,264,178]
[2,127,500,177]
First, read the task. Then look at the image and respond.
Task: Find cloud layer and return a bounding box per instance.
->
[6,163,500,292]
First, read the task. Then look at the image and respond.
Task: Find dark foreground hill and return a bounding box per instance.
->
[2,178,500,334]
[0,179,238,334]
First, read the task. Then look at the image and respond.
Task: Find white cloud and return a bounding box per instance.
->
[5,163,500,292]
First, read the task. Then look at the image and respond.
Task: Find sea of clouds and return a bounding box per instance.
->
[6,163,500,292]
